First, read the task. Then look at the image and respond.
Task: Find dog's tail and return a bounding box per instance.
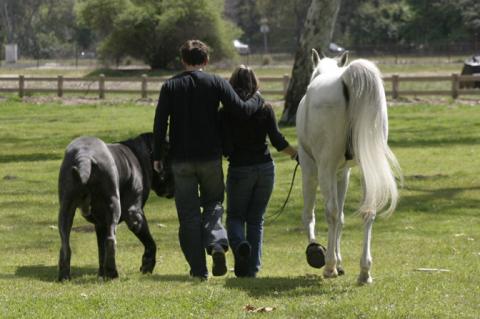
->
[71,156,94,185]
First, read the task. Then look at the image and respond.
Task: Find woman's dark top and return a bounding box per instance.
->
[220,104,289,167]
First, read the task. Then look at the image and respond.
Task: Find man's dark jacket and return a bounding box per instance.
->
[153,70,263,162]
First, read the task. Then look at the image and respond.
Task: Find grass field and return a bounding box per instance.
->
[0,97,479,318]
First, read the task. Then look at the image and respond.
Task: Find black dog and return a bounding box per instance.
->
[57,133,173,281]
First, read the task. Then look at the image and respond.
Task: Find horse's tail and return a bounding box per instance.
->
[342,59,401,216]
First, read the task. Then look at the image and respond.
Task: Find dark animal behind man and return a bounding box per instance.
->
[57,133,173,281]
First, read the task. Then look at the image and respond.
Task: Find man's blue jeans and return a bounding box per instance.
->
[226,161,275,276]
[172,159,229,278]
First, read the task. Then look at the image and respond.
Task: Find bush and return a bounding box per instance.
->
[79,0,240,69]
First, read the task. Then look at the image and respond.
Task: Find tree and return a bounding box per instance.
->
[348,0,412,46]
[403,0,468,45]
[279,0,342,125]
[256,0,311,52]
[0,0,85,59]
[78,0,239,69]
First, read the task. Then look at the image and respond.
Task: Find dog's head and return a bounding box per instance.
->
[122,133,174,199]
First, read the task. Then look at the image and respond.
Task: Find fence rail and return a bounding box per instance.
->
[0,74,479,99]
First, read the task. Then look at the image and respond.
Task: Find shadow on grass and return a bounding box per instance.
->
[389,136,480,148]
[0,153,61,163]
[224,275,331,297]
[148,274,193,282]
[15,264,97,282]
[398,184,480,215]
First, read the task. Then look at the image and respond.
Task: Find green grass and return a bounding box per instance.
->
[0,98,479,318]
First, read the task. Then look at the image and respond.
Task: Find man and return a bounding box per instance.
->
[153,40,264,280]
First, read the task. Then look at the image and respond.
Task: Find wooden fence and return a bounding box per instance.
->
[0,74,479,99]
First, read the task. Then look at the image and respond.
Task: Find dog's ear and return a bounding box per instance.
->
[139,133,153,152]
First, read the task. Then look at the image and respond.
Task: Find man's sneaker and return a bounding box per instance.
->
[211,245,227,276]
[234,241,251,277]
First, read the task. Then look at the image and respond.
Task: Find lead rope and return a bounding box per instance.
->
[264,162,300,225]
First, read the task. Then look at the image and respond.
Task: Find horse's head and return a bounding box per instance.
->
[310,49,349,83]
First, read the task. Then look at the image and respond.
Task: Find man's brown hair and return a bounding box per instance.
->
[180,40,210,66]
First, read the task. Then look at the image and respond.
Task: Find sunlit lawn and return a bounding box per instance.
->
[0,98,479,318]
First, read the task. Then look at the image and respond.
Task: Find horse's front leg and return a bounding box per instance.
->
[358,211,376,284]
[335,167,351,276]
[319,170,339,278]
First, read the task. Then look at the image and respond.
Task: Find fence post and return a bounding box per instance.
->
[451,73,459,99]
[57,75,64,98]
[392,74,399,99]
[141,74,148,99]
[99,74,105,99]
[282,74,290,96]
[19,75,25,98]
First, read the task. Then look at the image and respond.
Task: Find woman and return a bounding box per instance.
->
[220,65,297,277]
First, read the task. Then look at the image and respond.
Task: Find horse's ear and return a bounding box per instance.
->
[337,51,348,67]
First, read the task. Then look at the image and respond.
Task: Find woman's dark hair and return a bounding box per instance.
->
[180,40,210,66]
[229,65,259,101]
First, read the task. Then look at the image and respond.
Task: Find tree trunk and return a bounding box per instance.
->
[279,0,341,126]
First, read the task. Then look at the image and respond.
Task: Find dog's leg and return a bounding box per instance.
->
[126,206,156,274]
[95,224,107,277]
[103,196,121,279]
[58,200,76,281]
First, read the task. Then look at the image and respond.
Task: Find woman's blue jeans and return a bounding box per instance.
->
[226,161,274,276]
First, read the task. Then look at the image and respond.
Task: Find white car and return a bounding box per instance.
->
[233,39,250,55]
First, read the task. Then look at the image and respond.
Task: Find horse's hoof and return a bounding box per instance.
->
[306,242,326,268]
[323,268,338,279]
[337,266,345,276]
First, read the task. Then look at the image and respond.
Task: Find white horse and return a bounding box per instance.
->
[296,49,401,284]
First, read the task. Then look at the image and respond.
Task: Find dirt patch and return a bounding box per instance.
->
[20,96,156,106]
[72,225,95,233]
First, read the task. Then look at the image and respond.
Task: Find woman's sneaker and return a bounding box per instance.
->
[234,241,251,277]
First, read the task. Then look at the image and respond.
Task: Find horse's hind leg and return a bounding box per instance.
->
[335,167,350,276]
[318,169,339,278]
[358,211,375,285]
[58,199,76,281]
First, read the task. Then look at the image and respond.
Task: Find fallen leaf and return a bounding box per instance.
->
[244,305,256,312]
[244,305,276,313]
[415,268,450,272]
